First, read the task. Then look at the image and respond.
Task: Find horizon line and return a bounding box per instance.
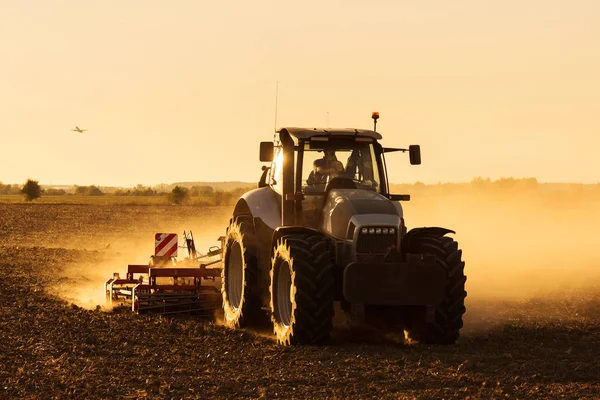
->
[2,178,595,189]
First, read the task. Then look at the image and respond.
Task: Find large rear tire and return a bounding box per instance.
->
[406,234,467,344]
[221,216,264,329]
[270,233,335,345]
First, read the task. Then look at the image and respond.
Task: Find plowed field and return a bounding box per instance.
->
[0,204,598,399]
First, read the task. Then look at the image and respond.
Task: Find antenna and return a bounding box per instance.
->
[274,81,279,139]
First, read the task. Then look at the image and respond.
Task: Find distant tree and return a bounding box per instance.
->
[214,189,235,206]
[168,186,189,205]
[493,177,516,189]
[0,182,11,195]
[74,185,88,195]
[230,187,249,197]
[21,179,42,201]
[471,177,491,189]
[190,185,214,197]
[87,185,104,196]
[73,185,104,196]
[131,184,155,196]
[1,183,22,195]
[520,177,538,189]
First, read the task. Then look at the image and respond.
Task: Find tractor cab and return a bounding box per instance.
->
[260,128,387,191]
[258,125,420,231]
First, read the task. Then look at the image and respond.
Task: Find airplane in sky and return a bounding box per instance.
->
[71,126,87,133]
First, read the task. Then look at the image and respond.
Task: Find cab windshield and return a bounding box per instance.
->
[300,140,382,194]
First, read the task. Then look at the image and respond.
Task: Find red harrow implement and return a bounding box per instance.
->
[105,231,224,317]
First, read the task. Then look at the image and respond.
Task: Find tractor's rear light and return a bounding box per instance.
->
[368,228,375,234]
[382,228,389,234]
[375,228,382,234]
[361,227,368,234]
[389,228,395,235]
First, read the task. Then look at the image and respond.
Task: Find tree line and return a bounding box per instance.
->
[7,177,600,204]
[6,179,250,205]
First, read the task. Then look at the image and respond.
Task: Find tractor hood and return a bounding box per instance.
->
[321,189,404,239]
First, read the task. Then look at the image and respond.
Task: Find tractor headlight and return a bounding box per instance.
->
[359,226,396,236]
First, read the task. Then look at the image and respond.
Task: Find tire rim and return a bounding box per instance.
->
[226,241,243,310]
[276,260,292,327]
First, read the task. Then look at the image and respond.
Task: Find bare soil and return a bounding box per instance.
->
[0,204,599,399]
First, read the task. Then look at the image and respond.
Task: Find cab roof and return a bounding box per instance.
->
[279,127,383,140]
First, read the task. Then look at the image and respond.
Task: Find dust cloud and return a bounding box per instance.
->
[400,182,600,332]
[51,206,233,311]
[50,245,158,310]
[401,183,600,301]
[53,184,600,329]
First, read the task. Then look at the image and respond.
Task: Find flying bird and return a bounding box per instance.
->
[72,126,87,133]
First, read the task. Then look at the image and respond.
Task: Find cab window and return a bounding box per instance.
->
[301,141,381,194]
[270,147,284,194]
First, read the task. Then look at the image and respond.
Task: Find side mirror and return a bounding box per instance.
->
[260,142,274,162]
[409,145,421,165]
[258,165,271,188]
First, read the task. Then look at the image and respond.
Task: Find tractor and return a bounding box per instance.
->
[220,113,467,345]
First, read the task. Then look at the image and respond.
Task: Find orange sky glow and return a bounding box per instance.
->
[1,0,598,187]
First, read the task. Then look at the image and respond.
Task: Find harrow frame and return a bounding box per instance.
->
[104,232,225,316]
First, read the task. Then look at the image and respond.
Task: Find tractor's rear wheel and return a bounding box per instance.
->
[405,234,467,344]
[270,233,335,345]
[221,216,264,329]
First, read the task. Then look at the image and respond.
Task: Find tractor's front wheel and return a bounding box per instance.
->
[221,217,263,329]
[270,233,335,345]
[405,234,467,344]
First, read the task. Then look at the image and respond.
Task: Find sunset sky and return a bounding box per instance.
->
[1,0,598,187]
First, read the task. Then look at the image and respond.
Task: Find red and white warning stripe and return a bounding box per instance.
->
[154,233,178,257]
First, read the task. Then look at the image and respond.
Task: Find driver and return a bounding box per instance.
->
[307,150,345,185]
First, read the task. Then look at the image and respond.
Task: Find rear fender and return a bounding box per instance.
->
[401,227,455,256]
[233,187,281,230]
